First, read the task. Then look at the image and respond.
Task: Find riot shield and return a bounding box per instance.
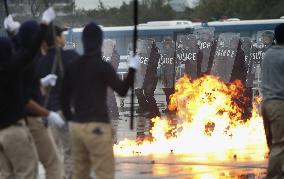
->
[246,31,274,88]
[142,40,161,117]
[64,29,76,50]
[157,39,175,112]
[241,37,252,70]
[102,39,116,62]
[142,40,160,91]
[158,38,175,88]
[240,37,253,87]
[102,39,120,120]
[194,28,215,73]
[102,39,119,70]
[246,45,262,88]
[134,39,153,88]
[176,34,199,80]
[210,33,240,83]
[111,46,120,71]
[175,36,184,79]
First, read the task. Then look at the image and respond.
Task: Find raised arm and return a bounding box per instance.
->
[108,55,140,96]
[4,7,56,71]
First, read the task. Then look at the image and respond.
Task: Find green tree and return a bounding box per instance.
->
[192,0,284,21]
[79,0,176,26]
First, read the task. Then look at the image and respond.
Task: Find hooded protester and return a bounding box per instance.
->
[0,7,55,179]
[61,22,140,179]
[17,21,64,179]
[37,24,80,179]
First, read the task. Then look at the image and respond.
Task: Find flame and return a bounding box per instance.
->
[114,75,267,161]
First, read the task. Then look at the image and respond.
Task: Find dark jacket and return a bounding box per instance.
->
[37,48,79,111]
[18,21,46,117]
[0,23,48,128]
[22,54,43,117]
[61,22,135,123]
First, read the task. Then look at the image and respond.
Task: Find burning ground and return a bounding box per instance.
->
[114,75,267,162]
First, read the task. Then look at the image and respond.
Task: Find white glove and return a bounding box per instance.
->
[3,15,20,34]
[128,54,140,71]
[40,74,58,87]
[47,111,65,128]
[41,7,56,24]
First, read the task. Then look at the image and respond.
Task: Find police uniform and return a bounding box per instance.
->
[141,42,161,118]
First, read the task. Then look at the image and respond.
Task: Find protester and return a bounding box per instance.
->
[37,24,80,179]
[4,12,66,179]
[61,22,140,179]
[0,7,55,179]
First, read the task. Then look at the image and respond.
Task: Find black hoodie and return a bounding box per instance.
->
[0,23,48,128]
[18,21,44,117]
[37,48,79,111]
[61,22,135,123]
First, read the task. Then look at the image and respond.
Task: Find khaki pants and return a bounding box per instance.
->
[0,123,38,179]
[262,100,284,179]
[70,122,114,179]
[27,117,64,179]
[51,111,73,179]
